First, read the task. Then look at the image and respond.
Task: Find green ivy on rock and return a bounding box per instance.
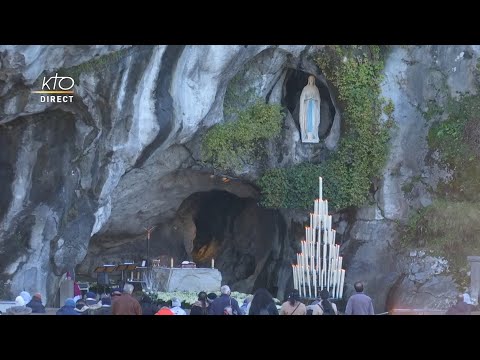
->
[202,102,284,171]
[259,45,393,211]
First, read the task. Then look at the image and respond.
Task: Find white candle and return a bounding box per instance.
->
[322,269,326,290]
[170,257,173,268]
[320,268,324,290]
[310,237,314,260]
[331,271,336,299]
[211,258,215,269]
[296,265,299,296]
[292,265,296,290]
[302,266,306,297]
[319,177,323,200]
[318,221,321,242]
[334,270,340,298]
[307,266,311,298]
[328,257,333,289]
[325,199,329,216]
[313,267,317,298]
[339,270,345,299]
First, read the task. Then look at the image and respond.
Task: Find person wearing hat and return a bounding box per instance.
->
[111,288,122,301]
[98,296,112,315]
[85,291,102,315]
[26,292,46,313]
[74,299,90,315]
[6,296,32,315]
[56,298,79,315]
[170,297,186,315]
[85,291,98,305]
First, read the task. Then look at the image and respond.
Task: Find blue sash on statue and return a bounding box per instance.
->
[307,99,314,133]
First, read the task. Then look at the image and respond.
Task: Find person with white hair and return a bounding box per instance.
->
[208,285,242,315]
[170,297,186,315]
[20,291,32,305]
[111,283,142,315]
[6,296,32,315]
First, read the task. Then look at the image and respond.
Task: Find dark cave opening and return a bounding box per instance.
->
[178,190,257,285]
[190,190,248,265]
[176,189,286,294]
[283,69,336,138]
[78,182,288,297]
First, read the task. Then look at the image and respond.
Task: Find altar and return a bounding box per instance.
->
[150,267,222,293]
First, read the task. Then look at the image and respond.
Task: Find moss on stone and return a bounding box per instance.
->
[57,48,131,84]
[259,45,393,211]
[202,102,284,171]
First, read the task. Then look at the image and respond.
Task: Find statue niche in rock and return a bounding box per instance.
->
[299,75,321,143]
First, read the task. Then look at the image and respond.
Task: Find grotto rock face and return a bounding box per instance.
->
[2,44,480,310]
[342,45,480,312]
[1,44,339,303]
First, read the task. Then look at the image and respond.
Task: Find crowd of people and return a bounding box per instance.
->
[4,279,479,315]
[3,291,46,315]
[0,281,378,315]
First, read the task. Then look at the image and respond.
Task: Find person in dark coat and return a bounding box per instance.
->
[248,288,279,315]
[206,292,217,304]
[26,293,46,313]
[446,294,472,315]
[139,295,158,315]
[190,291,209,315]
[208,285,242,315]
[57,298,79,315]
[97,296,112,315]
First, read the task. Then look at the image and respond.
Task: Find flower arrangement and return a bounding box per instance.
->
[142,289,281,307]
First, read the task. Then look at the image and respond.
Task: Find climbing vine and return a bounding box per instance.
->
[403,83,480,285]
[57,47,133,84]
[202,102,284,171]
[428,93,480,201]
[259,45,393,211]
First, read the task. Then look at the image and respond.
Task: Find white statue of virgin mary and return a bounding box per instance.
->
[299,75,321,143]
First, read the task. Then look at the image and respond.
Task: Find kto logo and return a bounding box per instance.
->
[32,73,75,103]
